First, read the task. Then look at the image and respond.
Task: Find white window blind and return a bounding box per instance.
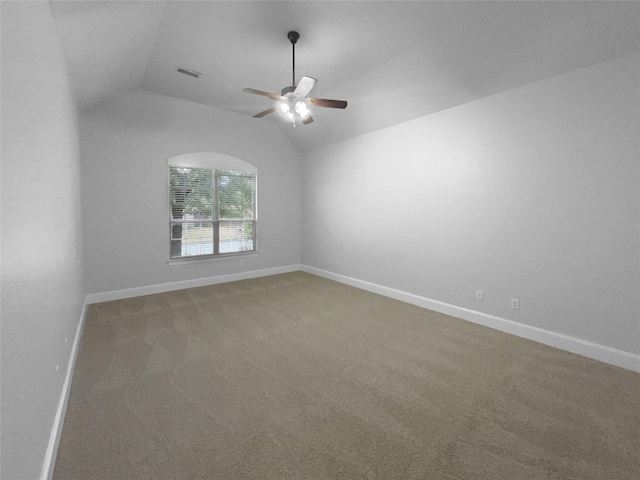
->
[216,170,256,255]
[169,166,256,260]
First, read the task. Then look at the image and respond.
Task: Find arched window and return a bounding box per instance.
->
[167,153,257,260]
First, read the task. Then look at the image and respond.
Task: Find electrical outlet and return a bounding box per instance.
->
[511,298,520,310]
[475,290,483,300]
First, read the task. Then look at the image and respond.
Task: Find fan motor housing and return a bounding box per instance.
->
[281,85,296,95]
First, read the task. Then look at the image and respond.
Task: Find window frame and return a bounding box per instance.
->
[167,153,257,263]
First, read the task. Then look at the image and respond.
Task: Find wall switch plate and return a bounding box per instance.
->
[511,298,520,310]
[475,290,483,300]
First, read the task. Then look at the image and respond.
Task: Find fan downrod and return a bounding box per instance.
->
[283,31,301,92]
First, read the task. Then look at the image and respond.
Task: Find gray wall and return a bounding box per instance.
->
[79,91,301,294]
[1,2,85,479]
[302,53,639,355]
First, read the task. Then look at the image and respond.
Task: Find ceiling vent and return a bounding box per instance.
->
[176,67,201,78]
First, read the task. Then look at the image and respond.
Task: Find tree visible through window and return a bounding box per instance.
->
[169,166,256,259]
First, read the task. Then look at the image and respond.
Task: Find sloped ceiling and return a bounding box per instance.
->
[51,1,640,153]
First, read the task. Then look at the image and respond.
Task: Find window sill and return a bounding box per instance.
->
[168,251,259,265]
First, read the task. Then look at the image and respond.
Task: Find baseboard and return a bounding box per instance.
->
[85,264,302,304]
[41,299,89,480]
[301,265,640,373]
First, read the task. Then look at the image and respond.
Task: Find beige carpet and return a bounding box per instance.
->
[54,272,639,479]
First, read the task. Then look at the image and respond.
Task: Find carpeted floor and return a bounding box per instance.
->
[54,272,639,479]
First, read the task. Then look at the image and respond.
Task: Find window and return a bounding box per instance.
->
[168,154,256,260]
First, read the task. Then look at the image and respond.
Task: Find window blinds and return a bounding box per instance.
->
[217,170,256,220]
[169,166,256,259]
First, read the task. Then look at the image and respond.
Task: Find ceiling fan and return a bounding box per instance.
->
[243,31,347,126]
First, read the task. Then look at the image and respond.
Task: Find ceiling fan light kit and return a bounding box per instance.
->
[243,31,347,127]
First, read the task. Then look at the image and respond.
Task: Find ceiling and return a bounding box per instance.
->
[51,1,639,153]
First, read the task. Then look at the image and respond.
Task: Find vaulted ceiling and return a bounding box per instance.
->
[51,1,639,153]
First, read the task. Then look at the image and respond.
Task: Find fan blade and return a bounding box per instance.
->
[243,88,285,100]
[294,76,317,97]
[302,115,314,125]
[310,98,347,109]
[253,107,276,118]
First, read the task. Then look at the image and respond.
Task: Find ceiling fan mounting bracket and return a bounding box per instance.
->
[287,31,300,45]
[281,85,295,96]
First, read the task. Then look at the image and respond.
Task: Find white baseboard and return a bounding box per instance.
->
[41,299,88,480]
[301,265,640,373]
[85,264,302,304]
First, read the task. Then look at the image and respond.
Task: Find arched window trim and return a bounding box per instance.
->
[167,152,258,174]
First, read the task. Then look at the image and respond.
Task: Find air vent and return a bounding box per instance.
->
[176,67,201,78]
